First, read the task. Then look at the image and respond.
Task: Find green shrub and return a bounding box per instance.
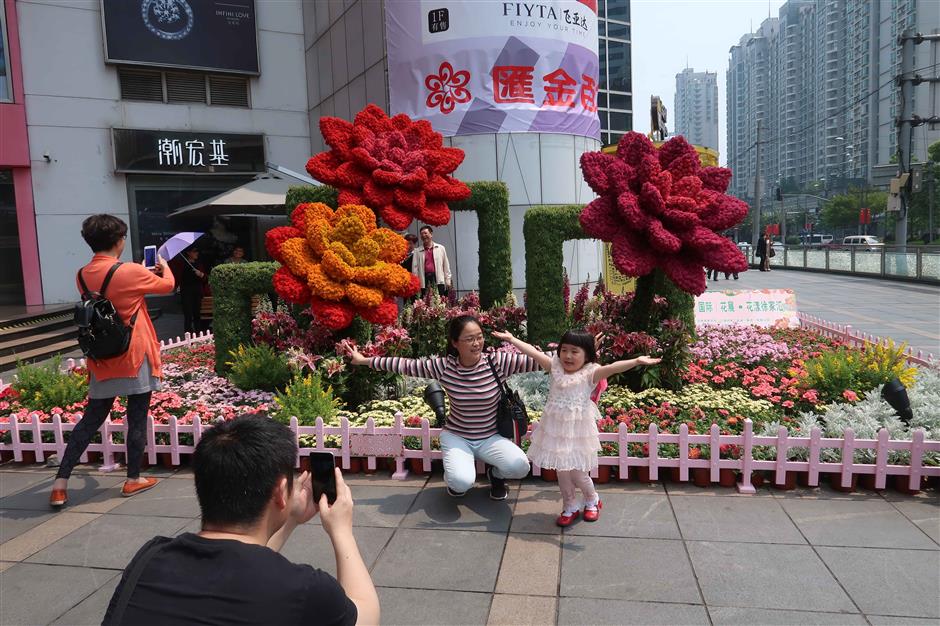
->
[13,357,87,413]
[523,205,587,344]
[285,185,339,218]
[451,181,512,308]
[272,373,343,426]
[226,344,293,392]
[209,261,277,373]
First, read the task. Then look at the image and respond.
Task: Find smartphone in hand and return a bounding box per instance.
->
[309,452,337,505]
[143,245,157,269]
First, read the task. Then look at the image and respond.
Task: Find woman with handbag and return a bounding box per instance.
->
[346,315,540,500]
[492,329,660,526]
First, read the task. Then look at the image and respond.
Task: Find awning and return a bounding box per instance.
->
[168,173,316,218]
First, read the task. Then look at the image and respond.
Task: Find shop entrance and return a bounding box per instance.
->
[0,170,24,305]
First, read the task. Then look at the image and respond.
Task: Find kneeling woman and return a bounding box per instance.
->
[347,315,539,499]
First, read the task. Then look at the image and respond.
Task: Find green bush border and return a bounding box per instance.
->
[523,205,587,344]
[209,262,277,373]
[451,181,512,308]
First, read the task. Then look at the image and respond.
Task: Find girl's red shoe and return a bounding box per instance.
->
[583,499,603,522]
[556,510,580,527]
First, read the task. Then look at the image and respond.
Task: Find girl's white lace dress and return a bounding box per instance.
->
[527,356,601,471]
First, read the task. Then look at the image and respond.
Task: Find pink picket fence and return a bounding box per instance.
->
[798,312,937,366]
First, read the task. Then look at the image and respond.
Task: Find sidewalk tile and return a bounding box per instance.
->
[279,524,394,577]
[0,561,13,573]
[0,474,125,511]
[889,500,940,546]
[495,533,560,596]
[510,489,562,535]
[488,594,556,625]
[880,487,939,503]
[343,485,423,528]
[377,587,491,625]
[371,528,505,592]
[772,484,895,500]
[817,546,940,618]
[344,473,429,488]
[401,485,516,532]
[686,541,855,612]
[709,607,865,625]
[0,470,50,498]
[0,562,117,626]
[109,478,200,518]
[867,616,940,625]
[565,494,680,539]
[51,576,120,625]
[560,537,700,603]
[558,598,708,625]
[665,482,774,497]
[26,514,191,569]
[781,498,938,549]
[520,477,665,494]
[0,512,100,562]
[0,508,57,543]
[671,495,806,544]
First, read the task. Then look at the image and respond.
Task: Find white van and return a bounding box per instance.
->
[842,235,882,251]
[805,234,834,246]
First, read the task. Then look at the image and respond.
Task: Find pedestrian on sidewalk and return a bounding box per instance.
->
[346,315,540,500]
[411,225,452,298]
[756,234,772,272]
[172,247,208,334]
[50,214,175,508]
[491,329,660,526]
[103,415,379,625]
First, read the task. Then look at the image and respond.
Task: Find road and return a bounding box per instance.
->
[706,268,940,358]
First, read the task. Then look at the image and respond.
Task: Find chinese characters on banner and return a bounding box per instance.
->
[157,138,230,168]
[386,0,600,138]
[694,289,800,329]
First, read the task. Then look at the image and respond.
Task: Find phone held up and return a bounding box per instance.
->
[143,245,157,269]
[308,451,337,505]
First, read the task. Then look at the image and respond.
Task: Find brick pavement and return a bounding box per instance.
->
[1,465,938,625]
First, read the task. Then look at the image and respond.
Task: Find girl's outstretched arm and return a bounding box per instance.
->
[491,330,552,371]
[592,356,661,385]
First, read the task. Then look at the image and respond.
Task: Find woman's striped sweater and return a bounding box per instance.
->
[369,352,540,440]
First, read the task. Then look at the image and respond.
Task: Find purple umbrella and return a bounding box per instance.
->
[158,232,204,261]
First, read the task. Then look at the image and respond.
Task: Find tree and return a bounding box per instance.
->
[906,140,940,241]
[819,189,887,231]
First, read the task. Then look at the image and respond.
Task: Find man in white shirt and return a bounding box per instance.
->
[412,225,452,298]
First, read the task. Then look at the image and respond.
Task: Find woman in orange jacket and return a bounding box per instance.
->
[50,215,176,508]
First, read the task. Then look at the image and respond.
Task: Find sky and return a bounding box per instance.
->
[630,0,787,165]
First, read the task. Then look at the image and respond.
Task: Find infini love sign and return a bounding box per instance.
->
[694,289,799,328]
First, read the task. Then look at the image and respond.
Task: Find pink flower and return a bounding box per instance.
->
[782,400,795,408]
[802,389,819,404]
[842,390,859,402]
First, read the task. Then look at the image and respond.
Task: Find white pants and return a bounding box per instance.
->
[440,431,530,493]
[557,469,598,513]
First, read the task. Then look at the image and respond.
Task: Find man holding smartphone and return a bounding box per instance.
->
[103,415,380,625]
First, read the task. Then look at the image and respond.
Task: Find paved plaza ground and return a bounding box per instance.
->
[706,269,940,358]
[1,464,938,625]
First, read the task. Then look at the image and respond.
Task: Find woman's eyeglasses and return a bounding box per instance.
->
[459,335,484,344]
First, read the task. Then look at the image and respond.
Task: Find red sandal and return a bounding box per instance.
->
[556,510,580,527]
[583,500,603,522]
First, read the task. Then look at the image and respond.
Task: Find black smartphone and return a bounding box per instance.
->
[308,452,337,505]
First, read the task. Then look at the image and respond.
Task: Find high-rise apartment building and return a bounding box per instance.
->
[727,0,939,202]
[674,68,719,151]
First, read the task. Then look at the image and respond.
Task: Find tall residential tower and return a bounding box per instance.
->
[674,68,719,151]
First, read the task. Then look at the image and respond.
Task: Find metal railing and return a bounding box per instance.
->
[744,245,940,283]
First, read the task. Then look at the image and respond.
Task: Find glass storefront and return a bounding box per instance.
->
[0,170,24,304]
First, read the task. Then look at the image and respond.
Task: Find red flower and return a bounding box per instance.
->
[425,61,472,114]
[306,104,471,230]
[579,132,749,295]
[265,226,302,264]
[310,298,355,330]
[272,267,312,305]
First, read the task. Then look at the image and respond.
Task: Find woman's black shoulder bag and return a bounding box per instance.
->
[485,354,529,446]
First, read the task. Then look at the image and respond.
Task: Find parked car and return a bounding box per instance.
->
[842,235,883,251]
[804,234,834,247]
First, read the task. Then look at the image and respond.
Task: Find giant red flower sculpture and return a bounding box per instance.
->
[579,132,749,295]
[306,104,471,230]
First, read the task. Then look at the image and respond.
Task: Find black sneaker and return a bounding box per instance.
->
[446,486,467,498]
[487,467,508,500]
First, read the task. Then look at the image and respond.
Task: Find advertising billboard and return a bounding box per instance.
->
[386,0,600,138]
[101,0,259,74]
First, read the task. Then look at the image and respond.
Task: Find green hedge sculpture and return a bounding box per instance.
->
[523,205,587,344]
[451,181,512,308]
[209,262,277,373]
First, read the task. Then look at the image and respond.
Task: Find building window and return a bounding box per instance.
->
[118,67,250,108]
[0,2,12,102]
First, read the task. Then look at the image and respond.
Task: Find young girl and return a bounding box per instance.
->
[492,329,660,526]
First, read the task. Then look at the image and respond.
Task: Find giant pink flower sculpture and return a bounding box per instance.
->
[579,132,749,295]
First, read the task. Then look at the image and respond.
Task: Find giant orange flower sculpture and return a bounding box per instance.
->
[579,132,749,295]
[266,202,420,329]
[305,104,471,230]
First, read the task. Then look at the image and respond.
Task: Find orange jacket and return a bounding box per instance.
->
[76,254,176,381]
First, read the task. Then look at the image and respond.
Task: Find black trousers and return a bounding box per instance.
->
[181,289,202,334]
[421,272,448,298]
[56,392,151,480]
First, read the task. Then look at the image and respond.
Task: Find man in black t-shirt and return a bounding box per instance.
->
[103,415,380,625]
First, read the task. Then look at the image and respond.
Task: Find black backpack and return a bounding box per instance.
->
[74,262,138,361]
